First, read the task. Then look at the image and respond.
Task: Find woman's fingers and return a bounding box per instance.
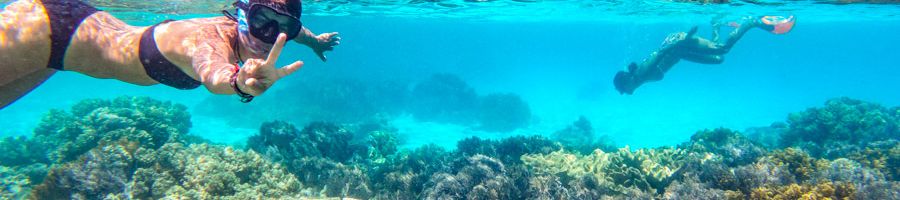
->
[244,77,260,95]
[277,61,304,79]
[265,33,289,65]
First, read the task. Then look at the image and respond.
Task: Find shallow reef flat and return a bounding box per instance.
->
[1,96,898,199]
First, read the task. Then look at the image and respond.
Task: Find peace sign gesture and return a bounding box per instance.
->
[237,33,303,96]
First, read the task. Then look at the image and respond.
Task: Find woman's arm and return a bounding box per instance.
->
[293,26,340,61]
[191,38,241,94]
[193,33,302,97]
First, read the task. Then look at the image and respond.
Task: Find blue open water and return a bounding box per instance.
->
[2,1,900,199]
[3,2,899,147]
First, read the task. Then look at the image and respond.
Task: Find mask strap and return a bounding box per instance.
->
[222,10,238,21]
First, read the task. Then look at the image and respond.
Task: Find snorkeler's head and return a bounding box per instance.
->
[614,70,638,95]
[234,0,303,55]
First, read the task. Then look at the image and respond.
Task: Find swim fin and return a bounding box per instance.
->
[760,15,795,34]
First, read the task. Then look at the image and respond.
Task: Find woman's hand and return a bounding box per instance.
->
[313,32,340,61]
[237,33,303,96]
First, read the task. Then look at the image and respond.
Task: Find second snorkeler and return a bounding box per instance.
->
[613,15,795,95]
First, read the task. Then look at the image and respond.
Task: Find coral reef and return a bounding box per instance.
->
[372,144,453,199]
[662,175,736,200]
[248,121,360,163]
[761,148,829,182]
[552,116,618,154]
[749,182,856,200]
[288,157,372,198]
[456,135,562,165]
[681,128,766,166]
[246,121,404,199]
[781,97,900,158]
[846,140,900,181]
[521,146,689,197]
[477,93,531,132]
[0,136,49,167]
[408,73,480,125]
[31,142,308,200]
[32,96,194,163]
[6,96,900,200]
[424,155,519,199]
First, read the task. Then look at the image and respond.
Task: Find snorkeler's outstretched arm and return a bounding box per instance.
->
[293,26,340,61]
[192,31,243,95]
[237,33,303,96]
[193,33,302,96]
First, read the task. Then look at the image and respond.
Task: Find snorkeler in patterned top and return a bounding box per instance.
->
[613,15,795,95]
[0,0,340,108]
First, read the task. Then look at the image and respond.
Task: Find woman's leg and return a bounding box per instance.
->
[0,69,55,109]
[0,0,54,109]
[680,52,724,65]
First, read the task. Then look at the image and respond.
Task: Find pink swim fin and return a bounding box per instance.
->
[760,15,796,34]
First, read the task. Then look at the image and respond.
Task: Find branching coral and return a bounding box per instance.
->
[371,144,453,200]
[248,121,360,163]
[424,155,518,200]
[289,157,371,199]
[682,128,767,166]
[247,121,407,199]
[662,175,737,200]
[782,97,900,158]
[1,166,36,200]
[761,148,829,182]
[456,135,562,165]
[32,96,193,163]
[846,140,900,181]
[31,142,308,200]
[0,136,50,167]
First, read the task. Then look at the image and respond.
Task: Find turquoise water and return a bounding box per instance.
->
[2,0,900,199]
[4,1,900,148]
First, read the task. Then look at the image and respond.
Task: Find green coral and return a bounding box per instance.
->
[366,130,399,165]
[0,136,50,167]
[32,96,193,163]
[782,97,900,158]
[681,128,766,166]
[371,144,453,199]
[456,135,562,165]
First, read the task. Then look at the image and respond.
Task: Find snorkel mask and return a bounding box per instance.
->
[234,0,303,55]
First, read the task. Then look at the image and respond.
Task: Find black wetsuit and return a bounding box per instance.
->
[39,0,200,90]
